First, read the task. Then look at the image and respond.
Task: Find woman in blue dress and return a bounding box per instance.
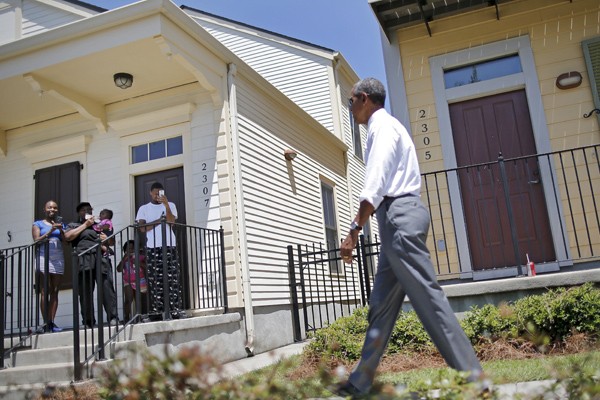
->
[32,200,65,333]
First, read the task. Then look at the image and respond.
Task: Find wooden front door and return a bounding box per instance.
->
[134,167,186,224]
[134,167,190,307]
[449,90,555,270]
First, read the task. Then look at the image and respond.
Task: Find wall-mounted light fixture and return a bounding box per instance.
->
[283,149,297,161]
[555,71,582,90]
[113,72,133,89]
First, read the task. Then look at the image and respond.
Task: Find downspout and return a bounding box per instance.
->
[227,63,256,355]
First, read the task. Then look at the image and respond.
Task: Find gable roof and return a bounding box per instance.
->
[180,5,335,55]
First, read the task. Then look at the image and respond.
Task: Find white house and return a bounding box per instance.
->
[0,0,370,360]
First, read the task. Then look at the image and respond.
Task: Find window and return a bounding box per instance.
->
[349,100,363,160]
[583,36,600,122]
[321,182,341,274]
[443,54,522,89]
[131,136,183,164]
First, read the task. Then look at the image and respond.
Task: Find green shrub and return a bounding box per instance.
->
[513,283,600,342]
[461,303,517,342]
[310,283,600,363]
[307,306,368,361]
[388,310,431,352]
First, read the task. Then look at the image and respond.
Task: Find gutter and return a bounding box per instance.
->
[227,62,255,356]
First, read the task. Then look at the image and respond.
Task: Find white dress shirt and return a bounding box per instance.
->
[359,108,421,210]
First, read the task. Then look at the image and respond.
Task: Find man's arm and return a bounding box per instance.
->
[160,195,176,224]
[340,200,375,263]
[64,218,94,242]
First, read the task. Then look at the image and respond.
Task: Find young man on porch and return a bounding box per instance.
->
[335,78,485,397]
[136,182,185,320]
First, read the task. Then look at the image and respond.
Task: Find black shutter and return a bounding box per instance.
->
[34,161,80,289]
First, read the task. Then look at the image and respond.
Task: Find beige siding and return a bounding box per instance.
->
[21,0,84,37]
[192,18,336,134]
[235,76,351,306]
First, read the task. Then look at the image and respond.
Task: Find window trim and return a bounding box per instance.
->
[320,180,342,275]
[349,100,364,160]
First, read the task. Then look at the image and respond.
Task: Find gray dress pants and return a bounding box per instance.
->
[348,195,482,393]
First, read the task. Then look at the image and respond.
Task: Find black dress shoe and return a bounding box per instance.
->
[330,381,364,399]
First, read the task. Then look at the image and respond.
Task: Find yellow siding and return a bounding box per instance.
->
[391,0,600,276]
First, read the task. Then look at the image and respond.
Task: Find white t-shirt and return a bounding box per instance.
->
[135,202,178,248]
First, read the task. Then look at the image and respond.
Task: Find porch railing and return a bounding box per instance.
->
[288,144,600,341]
[1,220,227,379]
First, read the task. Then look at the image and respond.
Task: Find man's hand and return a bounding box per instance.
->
[341,230,359,264]
[159,193,169,205]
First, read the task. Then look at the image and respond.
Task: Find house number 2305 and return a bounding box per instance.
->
[419,109,431,160]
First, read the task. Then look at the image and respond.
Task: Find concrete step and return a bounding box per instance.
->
[0,381,72,400]
[0,362,75,386]
[10,345,88,367]
[3,324,132,352]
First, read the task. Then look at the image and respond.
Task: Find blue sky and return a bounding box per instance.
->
[84,0,387,87]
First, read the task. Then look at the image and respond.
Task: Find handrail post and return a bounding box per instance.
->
[219,227,228,312]
[133,223,142,322]
[95,243,105,359]
[160,216,171,320]
[0,253,5,369]
[71,247,81,381]
[43,240,50,331]
[297,244,309,339]
[287,245,302,342]
[359,235,372,304]
[498,153,525,275]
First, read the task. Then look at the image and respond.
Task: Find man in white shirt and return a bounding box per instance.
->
[335,78,483,397]
[136,182,184,320]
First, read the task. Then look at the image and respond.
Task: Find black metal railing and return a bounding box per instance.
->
[287,234,380,341]
[288,144,600,341]
[1,220,226,380]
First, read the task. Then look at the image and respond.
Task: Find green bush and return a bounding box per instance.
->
[307,306,368,361]
[461,303,517,342]
[388,310,431,352]
[513,283,600,342]
[309,283,600,362]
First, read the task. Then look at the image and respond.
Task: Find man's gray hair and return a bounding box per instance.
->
[353,77,386,106]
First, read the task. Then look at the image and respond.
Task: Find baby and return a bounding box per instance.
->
[93,209,114,234]
[94,209,114,257]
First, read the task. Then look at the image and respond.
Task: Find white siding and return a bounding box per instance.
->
[236,77,351,306]
[21,0,85,37]
[192,17,336,134]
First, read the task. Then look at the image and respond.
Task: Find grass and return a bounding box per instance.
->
[239,347,600,398]
[376,351,600,391]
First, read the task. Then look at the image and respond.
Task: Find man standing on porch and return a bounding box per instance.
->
[136,182,184,320]
[335,78,484,397]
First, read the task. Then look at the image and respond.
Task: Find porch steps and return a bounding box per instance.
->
[0,326,139,399]
[1,313,248,398]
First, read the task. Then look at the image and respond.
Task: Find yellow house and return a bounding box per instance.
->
[370,0,600,280]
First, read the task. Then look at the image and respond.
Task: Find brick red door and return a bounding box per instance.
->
[450,90,555,270]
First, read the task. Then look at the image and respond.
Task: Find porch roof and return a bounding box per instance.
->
[0,0,347,156]
[369,0,520,37]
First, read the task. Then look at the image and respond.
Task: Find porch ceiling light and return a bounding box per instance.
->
[113,72,133,89]
[555,71,582,90]
[283,149,297,161]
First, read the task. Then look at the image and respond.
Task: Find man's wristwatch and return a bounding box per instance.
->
[350,221,362,232]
